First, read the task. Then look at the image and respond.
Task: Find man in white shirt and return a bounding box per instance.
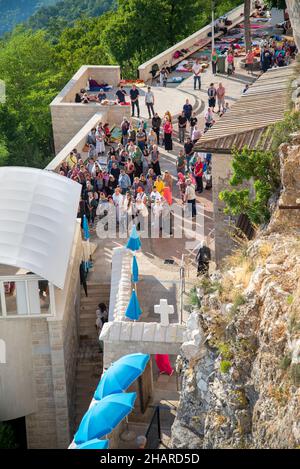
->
[112,187,124,222]
[145,86,155,119]
[192,59,202,90]
[150,186,162,204]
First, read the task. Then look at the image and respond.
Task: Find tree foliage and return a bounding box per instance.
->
[0,30,65,167]
[0,422,18,449]
[0,0,55,37]
[28,0,115,39]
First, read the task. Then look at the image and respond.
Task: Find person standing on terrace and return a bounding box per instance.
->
[145,86,155,119]
[192,59,202,90]
[211,49,218,75]
[152,113,161,145]
[245,49,255,75]
[216,83,226,114]
[207,83,217,112]
[183,99,193,122]
[178,111,187,144]
[130,84,140,118]
[116,85,127,104]
[163,116,173,151]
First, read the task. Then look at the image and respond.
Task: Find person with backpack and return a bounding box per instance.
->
[207,84,217,112]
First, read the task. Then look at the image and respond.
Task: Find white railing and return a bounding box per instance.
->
[0,274,56,319]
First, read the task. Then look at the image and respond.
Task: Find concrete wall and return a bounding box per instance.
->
[25,319,57,448]
[212,153,236,265]
[0,223,83,448]
[109,247,132,322]
[0,319,36,421]
[138,3,246,82]
[50,65,129,153]
[54,66,121,105]
[101,321,185,368]
[46,112,107,172]
[51,102,130,154]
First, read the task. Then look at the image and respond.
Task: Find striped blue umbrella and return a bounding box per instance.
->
[126,224,141,251]
[94,353,150,400]
[125,289,142,321]
[74,393,136,444]
[73,439,109,450]
[132,255,139,283]
[83,214,90,240]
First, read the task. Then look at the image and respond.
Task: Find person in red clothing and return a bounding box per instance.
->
[163,116,173,151]
[194,155,204,193]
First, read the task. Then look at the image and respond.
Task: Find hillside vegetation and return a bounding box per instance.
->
[0,0,55,36]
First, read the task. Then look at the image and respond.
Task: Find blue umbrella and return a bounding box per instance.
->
[125,289,142,321]
[126,224,141,251]
[83,214,90,240]
[132,255,139,283]
[94,353,150,400]
[74,439,109,450]
[74,392,136,444]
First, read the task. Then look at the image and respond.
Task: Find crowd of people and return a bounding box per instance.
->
[59,100,214,230]
[67,5,297,240]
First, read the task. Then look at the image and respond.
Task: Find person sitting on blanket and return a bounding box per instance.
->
[88,77,108,89]
[97,89,107,102]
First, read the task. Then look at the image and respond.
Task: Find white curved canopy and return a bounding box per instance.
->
[0,167,82,289]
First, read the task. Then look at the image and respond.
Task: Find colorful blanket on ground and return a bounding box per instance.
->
[89,85,113,92]
[119,79,146,87]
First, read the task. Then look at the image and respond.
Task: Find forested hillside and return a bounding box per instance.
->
[0,0,241,169]
[0,0,55,36]
[27,0,115,38]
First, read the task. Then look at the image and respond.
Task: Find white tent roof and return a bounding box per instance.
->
[0,167,82,289]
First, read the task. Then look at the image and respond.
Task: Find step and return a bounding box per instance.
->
[86,283,111,287]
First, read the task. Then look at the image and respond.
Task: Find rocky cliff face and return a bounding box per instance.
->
[286,0,300,50]
[171,136,300,449]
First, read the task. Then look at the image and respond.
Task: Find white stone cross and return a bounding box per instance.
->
[154,299,174,326]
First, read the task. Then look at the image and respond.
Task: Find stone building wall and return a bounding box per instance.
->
[212,153,236,265]
[286,0,300,49]
[25,224,82,448]
[25,319,57,448]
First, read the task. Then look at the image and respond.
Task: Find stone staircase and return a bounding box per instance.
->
[74,283,110,429]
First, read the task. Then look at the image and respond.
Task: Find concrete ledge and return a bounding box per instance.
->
[138,3,246,81]
[101,321,185,344]
[108,247,132,322]
[50,65,130,153]
[46,112,107,171]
